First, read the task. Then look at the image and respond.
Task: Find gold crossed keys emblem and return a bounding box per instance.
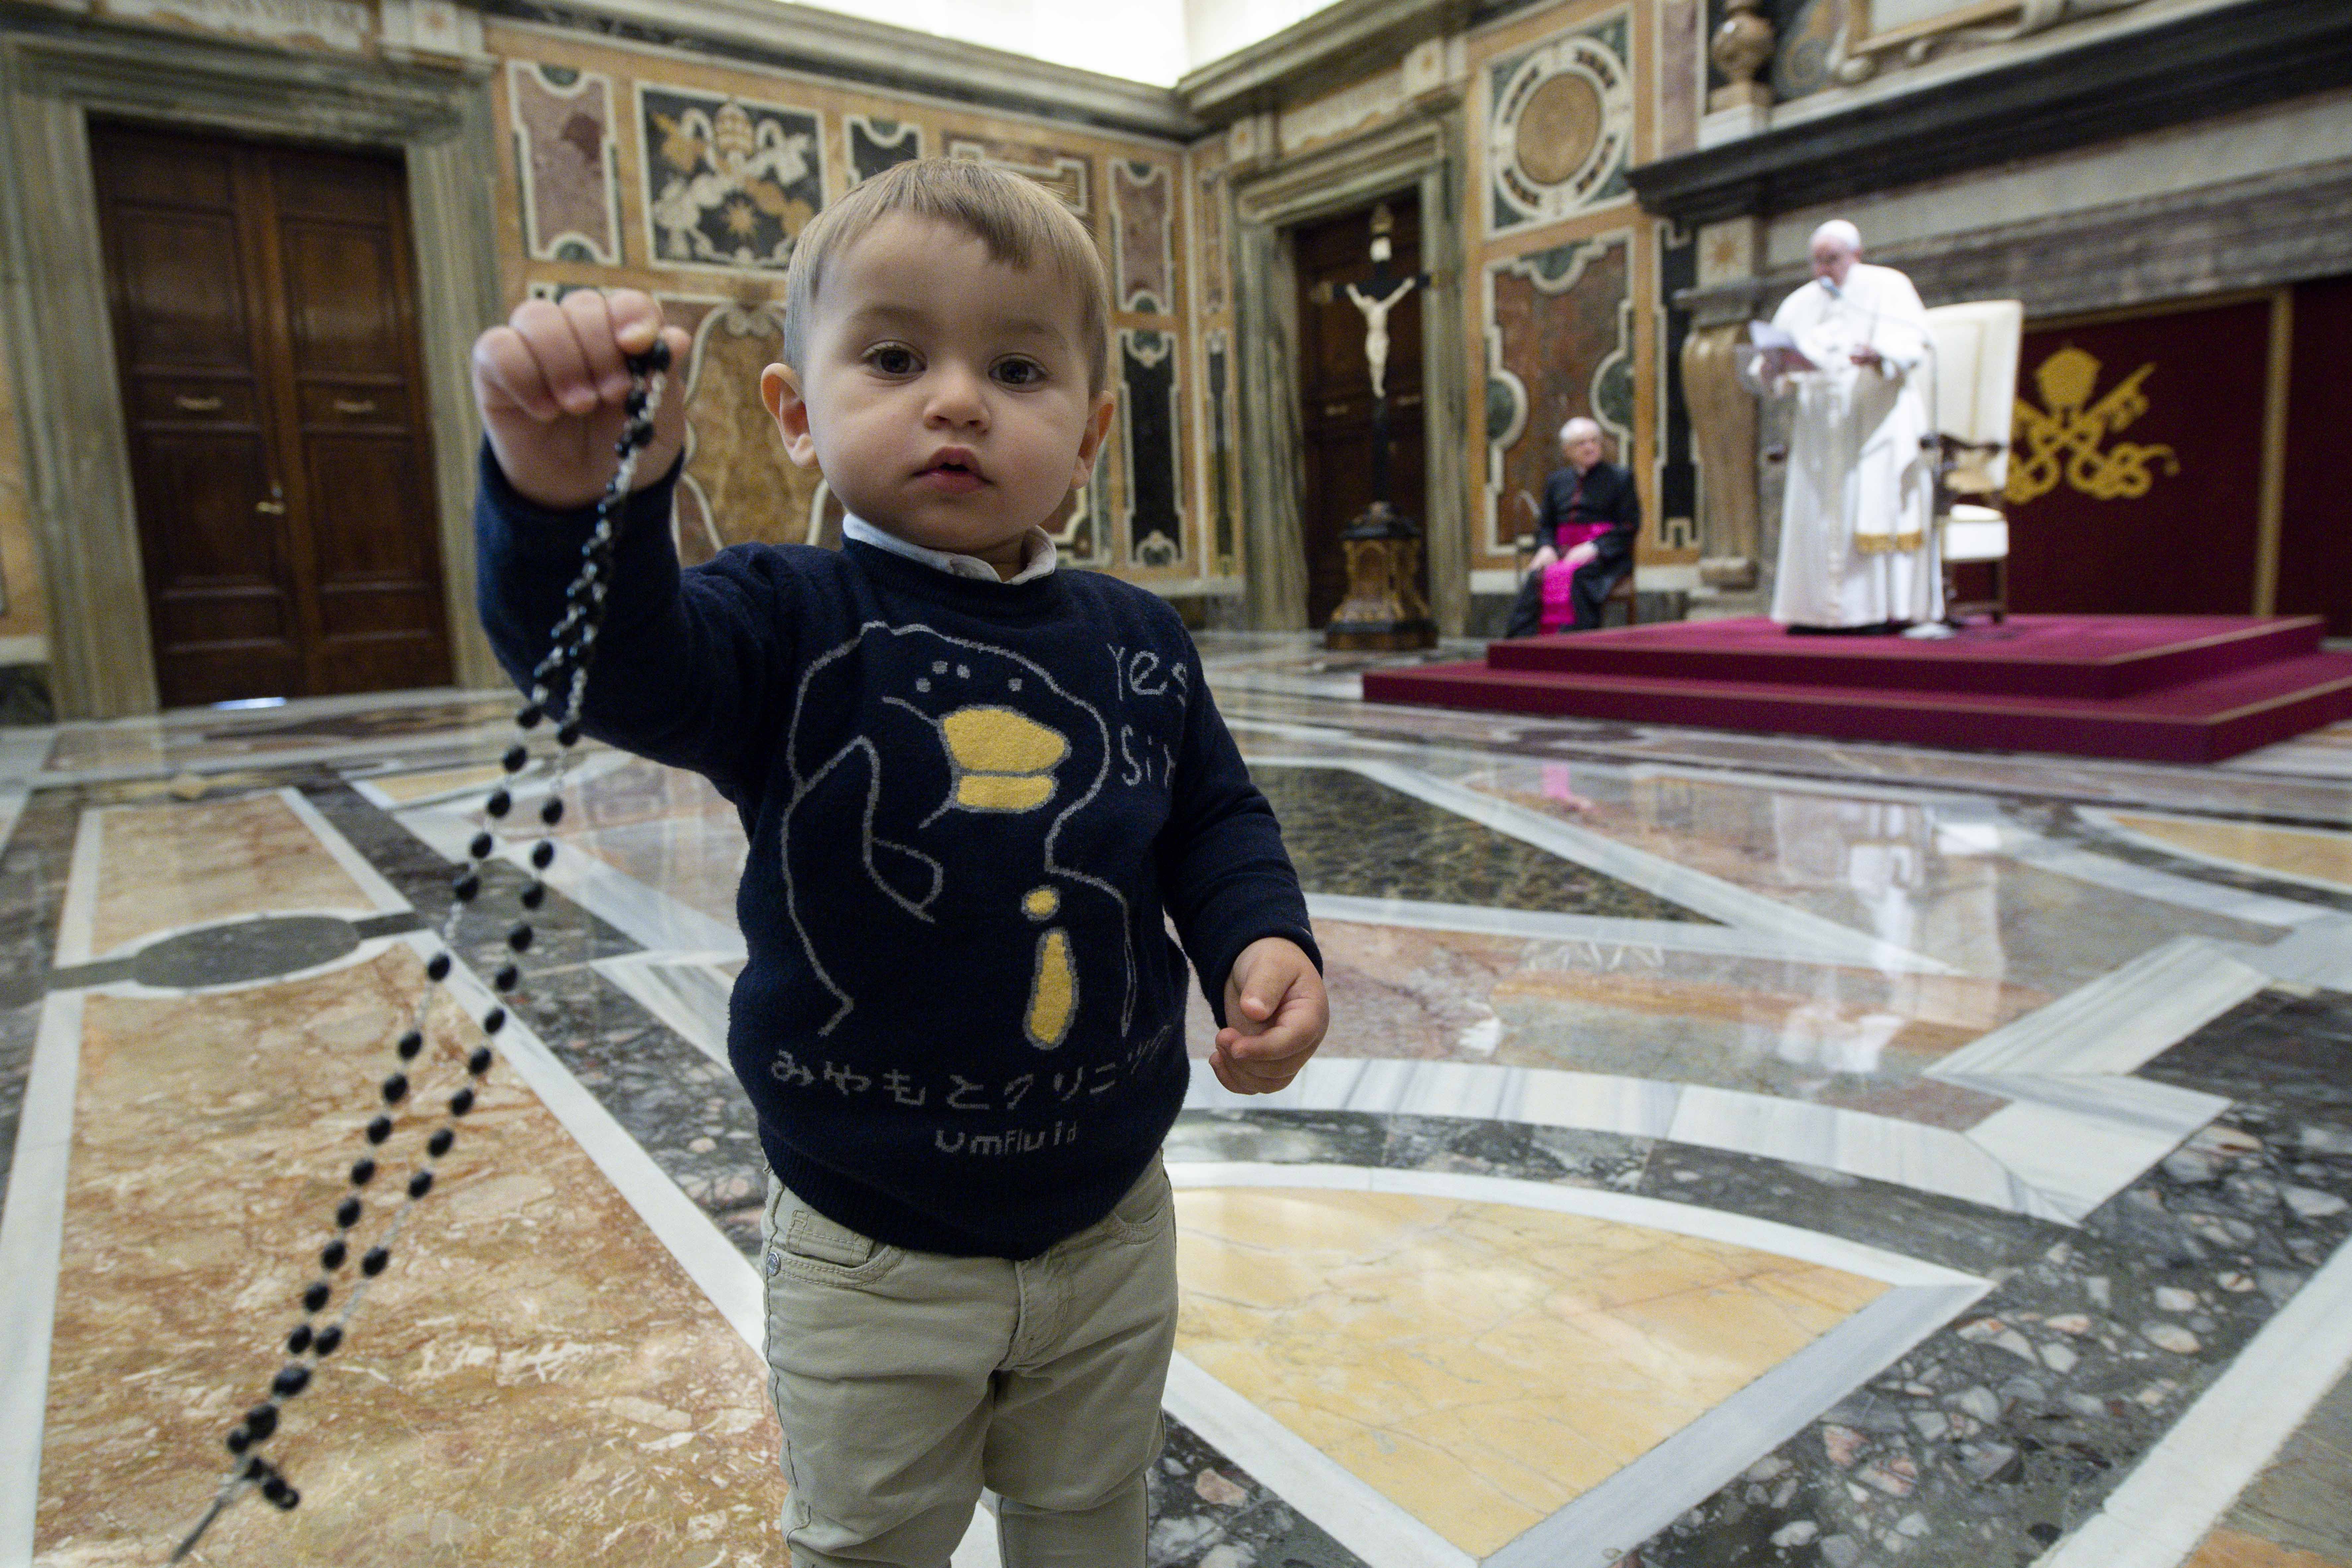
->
[2006,345,2180,505]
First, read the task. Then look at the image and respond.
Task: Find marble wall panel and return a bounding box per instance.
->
[1485,9,1635,239]
[1055,427,1112,566]
[1482,231,1634,552]
[509,62,622,265]
[662,298,818,562]
[1657,0,1702,159]
[1121,328,1183,567]
[846,114,923,186]
[1111,160,1175,315]
[638,84,823,273]
[0,320,36,638]
[481,22,1197,588]
[1195,165,1228,315]
[945,134,1092,217]
[1203,329,1237,574]
[1655,217,1702,556]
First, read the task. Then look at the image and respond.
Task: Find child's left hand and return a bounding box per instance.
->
[1212,937,1329,1095]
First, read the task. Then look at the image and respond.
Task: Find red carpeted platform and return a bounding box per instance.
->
[1362,616,2352,763]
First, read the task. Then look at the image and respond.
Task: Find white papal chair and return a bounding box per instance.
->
[1925,300,2023,623]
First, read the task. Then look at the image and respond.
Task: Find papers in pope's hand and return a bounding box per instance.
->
[1748,320,1818,372]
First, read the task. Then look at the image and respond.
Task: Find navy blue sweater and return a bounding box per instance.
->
[477,453,1317,1258]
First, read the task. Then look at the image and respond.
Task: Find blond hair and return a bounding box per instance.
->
[781,157,1111,393]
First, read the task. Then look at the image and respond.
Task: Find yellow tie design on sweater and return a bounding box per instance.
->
[941,707,1079,1049]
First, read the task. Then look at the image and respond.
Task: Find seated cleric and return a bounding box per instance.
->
[1505,416,1640,637]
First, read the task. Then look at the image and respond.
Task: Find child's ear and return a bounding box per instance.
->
[1070,388,1117,489]
[762,362,819,468]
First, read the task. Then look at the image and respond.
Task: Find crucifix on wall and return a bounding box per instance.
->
[1346,207,1429,506]
[1324,200,1436,651]
[1345,274,1416,401]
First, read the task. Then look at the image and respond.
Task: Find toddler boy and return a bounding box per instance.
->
[471,158,1328,1567]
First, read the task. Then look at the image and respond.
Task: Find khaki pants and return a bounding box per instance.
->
[759,1159,1178,1568]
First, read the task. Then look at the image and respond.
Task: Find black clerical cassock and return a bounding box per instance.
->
[1504,460,1640,637]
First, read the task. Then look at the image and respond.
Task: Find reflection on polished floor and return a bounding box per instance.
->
[5,633,2352,1568]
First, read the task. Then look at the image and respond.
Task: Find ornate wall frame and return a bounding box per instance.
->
[1228,108,1471,633]
[0,25,502,717]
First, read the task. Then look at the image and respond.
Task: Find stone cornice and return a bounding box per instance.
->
[1628,0,2352,225]
[480,0,1201,141]
[1177,0,1495,125]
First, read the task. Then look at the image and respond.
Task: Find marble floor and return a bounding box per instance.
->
[4,634,2351,1568]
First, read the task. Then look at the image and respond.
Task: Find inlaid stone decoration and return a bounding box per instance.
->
[1196,169,1228,313]
[946,136,1090,214]
[1051,443,1111,565]
[1204,329,1236,573]
[661,297,818,565]
[1110,161,1175,315]
[1483,232,1633,551]
[509,62,622,265]
[847,115,923,186]
[97,0,371,51]
[1486,8,1634,237]
[1122,329,1183,567]
[638,85,822,272]
[1658,0,1702,158]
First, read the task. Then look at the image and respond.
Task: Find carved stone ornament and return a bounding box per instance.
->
[1836,0,2151,82]
[100,0,373,52]
[1709,0,1777,110]
[1679,322,1761,578]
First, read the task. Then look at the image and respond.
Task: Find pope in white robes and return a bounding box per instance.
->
[1765,221,1941,630]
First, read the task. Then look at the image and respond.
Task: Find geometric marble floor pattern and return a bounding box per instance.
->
[6,645,2352,1568]
[33,949,778,1567]
[1174,1185,1893,1557]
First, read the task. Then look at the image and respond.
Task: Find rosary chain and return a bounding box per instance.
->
[169,342,670,1563]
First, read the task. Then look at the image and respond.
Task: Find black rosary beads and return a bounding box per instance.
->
[169,340,669,1563]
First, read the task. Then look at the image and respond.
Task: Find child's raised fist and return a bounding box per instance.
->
[471,288,693,511]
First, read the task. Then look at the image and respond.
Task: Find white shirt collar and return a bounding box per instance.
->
[842,515,1058,584]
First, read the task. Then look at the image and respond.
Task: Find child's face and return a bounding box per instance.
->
[764,214,1116,576]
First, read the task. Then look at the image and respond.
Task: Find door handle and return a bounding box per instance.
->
[255,500,285,514]
[1324,402,1349,418]
[1394,392,1422,408]
[333,398,377,415]
[175,395,224,412]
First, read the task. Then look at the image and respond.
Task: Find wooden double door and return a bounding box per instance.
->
[92,122,452,709]
[1294,195,1428,629]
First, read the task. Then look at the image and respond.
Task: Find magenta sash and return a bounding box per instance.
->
[1538,523,1612,631]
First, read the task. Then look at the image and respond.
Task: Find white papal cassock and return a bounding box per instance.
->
[1769,263,1942,628]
